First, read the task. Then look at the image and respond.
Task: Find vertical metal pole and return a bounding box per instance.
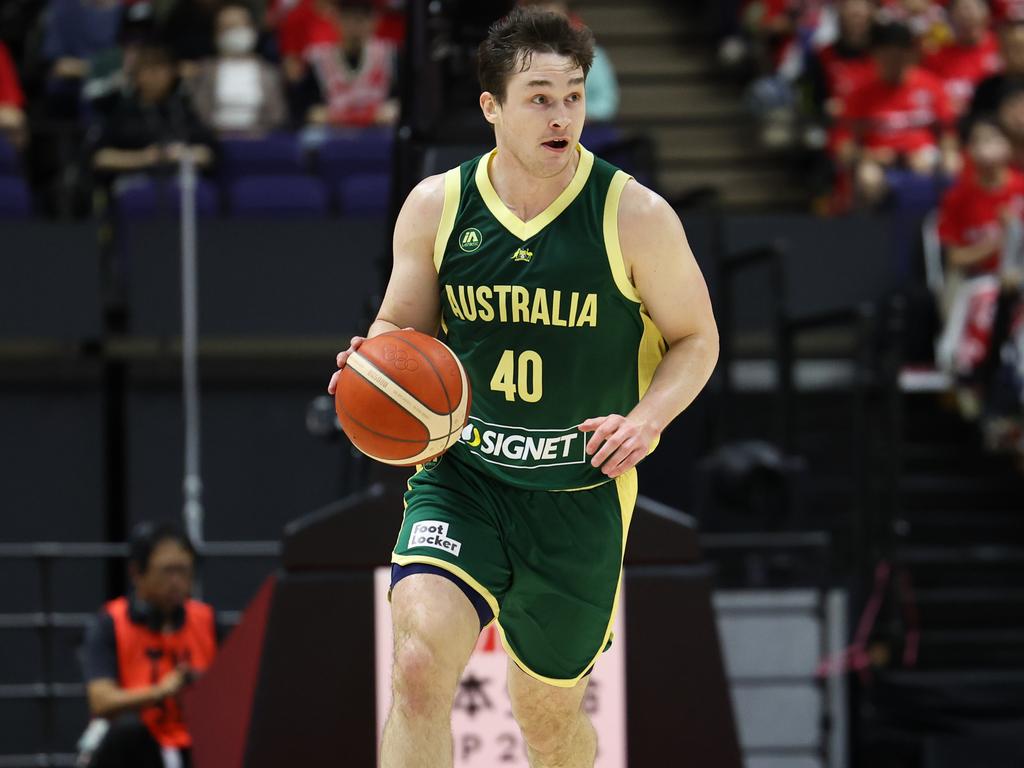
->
[180,153,205,571]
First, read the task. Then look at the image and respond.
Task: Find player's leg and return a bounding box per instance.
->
[507,659,596,768]
[380,573,480,768]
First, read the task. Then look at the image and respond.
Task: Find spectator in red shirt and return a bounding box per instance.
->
[808,0,877,119]
[837,20,959,205]
[939,119,1024,276]
[992,0,1024,24]
[0,41,26,149]
[968,20,1024,128]
[303,0,396,127]
[922,0,1001,116]
[936,118,1024,388]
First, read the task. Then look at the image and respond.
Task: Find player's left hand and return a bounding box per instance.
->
[578,414,658,478]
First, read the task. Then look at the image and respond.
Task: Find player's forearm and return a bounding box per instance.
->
[626,331,719,435]
[366,318,402,338]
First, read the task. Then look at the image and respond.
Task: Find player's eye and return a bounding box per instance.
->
[568,93,581,102]
[532,95,547,104]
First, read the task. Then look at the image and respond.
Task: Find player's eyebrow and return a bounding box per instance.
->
[526,77,585,88]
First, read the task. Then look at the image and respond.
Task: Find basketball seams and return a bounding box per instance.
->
[347,351,452,437]
[336,373,429,445]
[388,333,457,448]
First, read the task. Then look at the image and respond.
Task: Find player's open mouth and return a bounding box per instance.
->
[542,139,570,152]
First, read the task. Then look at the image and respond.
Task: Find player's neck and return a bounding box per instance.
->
[488,147,580,222]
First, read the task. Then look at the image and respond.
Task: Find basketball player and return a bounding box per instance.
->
[328,8,718,767]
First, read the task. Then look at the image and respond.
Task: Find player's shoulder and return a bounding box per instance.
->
[617,178,679,233]
[397,172,447,230]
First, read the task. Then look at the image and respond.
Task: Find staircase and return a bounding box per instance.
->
[576,0,809,209]
[864,392,1024,764]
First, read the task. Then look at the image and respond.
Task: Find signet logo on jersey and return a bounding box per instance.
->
[459,418,587,469]
[511,247,533,263]
[459,228,483,253]
[408,520,462,556]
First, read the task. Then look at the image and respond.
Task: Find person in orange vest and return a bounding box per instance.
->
[78,521,219,768]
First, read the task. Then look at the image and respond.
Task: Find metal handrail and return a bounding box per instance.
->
[0,540,280,760]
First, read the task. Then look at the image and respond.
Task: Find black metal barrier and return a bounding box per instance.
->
[0,541,279,767]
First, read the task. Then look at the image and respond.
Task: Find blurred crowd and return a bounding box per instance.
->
[724,0,1024,456]
[0,0,620,217]
[0,0,408,214]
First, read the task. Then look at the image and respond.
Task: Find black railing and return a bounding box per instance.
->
[0,540,280,767]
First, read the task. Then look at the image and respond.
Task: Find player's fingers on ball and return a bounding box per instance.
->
[327,371,340,394]
[349,335,365,350]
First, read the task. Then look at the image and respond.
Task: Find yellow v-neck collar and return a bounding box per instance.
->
[475,144,594,242]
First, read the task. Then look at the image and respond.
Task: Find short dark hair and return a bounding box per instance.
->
[129,521,196,574]
[477,7,595,103]
[871,20,916,50]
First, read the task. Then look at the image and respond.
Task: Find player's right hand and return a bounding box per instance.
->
[327,336,365,395]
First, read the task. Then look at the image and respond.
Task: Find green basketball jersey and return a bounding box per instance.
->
[434,145,666,491]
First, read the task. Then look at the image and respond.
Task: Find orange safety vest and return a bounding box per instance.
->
[105,596,217,748]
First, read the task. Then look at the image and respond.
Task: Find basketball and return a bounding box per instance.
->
[334,330,471,465]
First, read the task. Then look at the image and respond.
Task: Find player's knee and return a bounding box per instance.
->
[391,636,452,719]
[516,706,579,759]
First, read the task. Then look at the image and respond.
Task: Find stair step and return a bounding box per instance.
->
[893,514,1024,546]
[618,83,746,121]
[907,588,1024,629]
[583,6,695,41]
[659,167,806,208]
[895,545,1024,564]
[872,668,1024,717]
[916,629,1024,668]
[609,46,717,80]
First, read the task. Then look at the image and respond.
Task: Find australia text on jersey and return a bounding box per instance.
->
[445,284,598,327]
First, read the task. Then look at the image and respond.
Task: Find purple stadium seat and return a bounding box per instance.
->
[337,172,390,216]
[0,176,31,217]
[114,176,221,218]
[0,138,19,174]
[884,169,948,215]
[317,128,393,181]
[229,174,328,217]
[219,134,305,180]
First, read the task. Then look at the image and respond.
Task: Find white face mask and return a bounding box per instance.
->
[218,27,257,56]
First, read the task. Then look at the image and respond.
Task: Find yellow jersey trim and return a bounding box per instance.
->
[433,168,462,272]
[501,468,637,689]
[391,469,636,690]
[390,553,499,629]
[603,170,640,303]
[474,144,595,242]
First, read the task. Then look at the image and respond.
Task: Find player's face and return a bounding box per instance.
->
[482,51,586,178]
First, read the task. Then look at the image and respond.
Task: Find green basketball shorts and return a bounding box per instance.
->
[391,452,637,688]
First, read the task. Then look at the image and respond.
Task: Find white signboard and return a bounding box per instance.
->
[374,567,627,766]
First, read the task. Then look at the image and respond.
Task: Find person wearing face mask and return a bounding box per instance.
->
[77,522,221,768]
[190,2,287,134]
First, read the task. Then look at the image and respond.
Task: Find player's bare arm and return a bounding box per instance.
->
[328,173,445,394]
[580,180,719,477]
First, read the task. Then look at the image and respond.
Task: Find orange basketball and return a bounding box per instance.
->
[334,330,471,466]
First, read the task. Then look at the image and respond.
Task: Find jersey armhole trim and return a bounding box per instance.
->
[603,170,641,303]
[433,168,462,272]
